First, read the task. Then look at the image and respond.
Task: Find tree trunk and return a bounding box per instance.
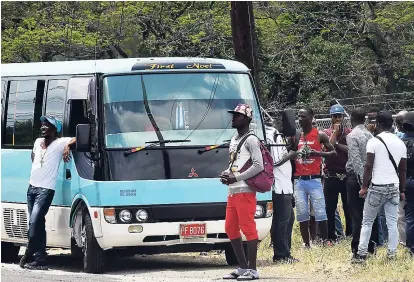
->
[230,2,262,99]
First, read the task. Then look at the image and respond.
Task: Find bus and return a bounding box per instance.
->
[1,57,274,273]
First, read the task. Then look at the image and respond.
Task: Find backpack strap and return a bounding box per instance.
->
[375,136,399,176]
[230,133,255,168]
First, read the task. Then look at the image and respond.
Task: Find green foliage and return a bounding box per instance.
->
[1,1,413,115]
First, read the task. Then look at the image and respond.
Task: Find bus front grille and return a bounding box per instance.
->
[3,208,28,239]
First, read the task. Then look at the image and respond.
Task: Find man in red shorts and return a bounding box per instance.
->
[220,104,264,280]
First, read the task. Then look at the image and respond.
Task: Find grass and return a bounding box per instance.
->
[255,210,414,282]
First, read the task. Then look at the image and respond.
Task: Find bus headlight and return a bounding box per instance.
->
[119,210,132,223]
[136,209,148,222]
[255,205,264,218]
[104,208,116,224]
[266,202,273,218]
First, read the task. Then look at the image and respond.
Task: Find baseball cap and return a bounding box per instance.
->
[228,104,253,119]
[329,104,345,115]
[376,111,393,125]
[40,115,62,133]
[403,111,414,126]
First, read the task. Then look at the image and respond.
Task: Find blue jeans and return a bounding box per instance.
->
[26,185,55,262]
[294,179,327,222]
[358,185,399,257]
[378,204,388,246]
[405,179,414,254]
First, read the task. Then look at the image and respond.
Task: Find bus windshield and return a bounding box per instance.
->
[103,72,264,148]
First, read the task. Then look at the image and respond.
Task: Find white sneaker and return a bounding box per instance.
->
[237,269,259,281]
[223,268,247,279]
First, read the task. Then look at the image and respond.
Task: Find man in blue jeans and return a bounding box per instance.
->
[20,116,76,270]
[355,111,407,262]
[401,111,414,256]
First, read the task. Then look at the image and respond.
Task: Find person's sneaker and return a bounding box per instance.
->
[24,261,48,270]
[351,254,367,264]
[223,268,247,279]
[237,269,259,281]
[386,254,397,260]
[273,256,299,264]
[20,254,29,269]
[302,242,311,249]
[323,240,335,247]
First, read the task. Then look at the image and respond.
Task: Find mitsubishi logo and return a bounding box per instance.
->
[188,168,199,178]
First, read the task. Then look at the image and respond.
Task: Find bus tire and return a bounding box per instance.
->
[1,242,20,263]
[71,238,83,259]
[82,212,106,273]
[224,243,248,266]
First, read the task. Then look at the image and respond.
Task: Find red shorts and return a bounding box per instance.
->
[225,192,258,241]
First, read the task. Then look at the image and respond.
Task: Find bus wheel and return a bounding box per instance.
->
[1,242,20,263]
[82,212,106,273]
[71,238,83,259]
[224,243,248,266]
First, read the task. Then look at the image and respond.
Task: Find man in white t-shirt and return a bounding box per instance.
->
[354,111,407,262]
[266,125,298,264]
[20,116,76,270]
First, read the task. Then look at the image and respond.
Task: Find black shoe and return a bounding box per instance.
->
[24,260,48,270]
[273,256,299,264]
[351,254,367,264]
[19,254,32,269]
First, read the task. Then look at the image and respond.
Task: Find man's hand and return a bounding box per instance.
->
[359,186,368,198]
[400,192,406,201]
[63,145,71,162]
[308,149,320,157]
[220,173,237,185]
[333,123,341,135]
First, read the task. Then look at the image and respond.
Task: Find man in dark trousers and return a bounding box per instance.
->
[346,108,379,257]
[401,112,414,256]
[266,125,298,264]
[294,108,336,247]
[20,116,76,270]
[323,104,352,242]
[221,104,263,280]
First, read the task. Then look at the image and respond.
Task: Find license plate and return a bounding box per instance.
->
[179,223,206,239]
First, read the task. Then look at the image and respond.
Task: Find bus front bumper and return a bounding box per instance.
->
[96,217,272,250]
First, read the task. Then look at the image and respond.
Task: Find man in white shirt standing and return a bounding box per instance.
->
[266,126,298,264]
[20,116,76,270]
[355,111,407,262]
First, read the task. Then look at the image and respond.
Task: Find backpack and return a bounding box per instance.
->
[402,137,414,177]
[231,133,274,193]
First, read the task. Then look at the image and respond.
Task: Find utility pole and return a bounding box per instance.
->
[230,2,262,99]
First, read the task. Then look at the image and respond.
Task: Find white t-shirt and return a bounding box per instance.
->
[266,127,293,194]
[29,137,73,190]
[366,132,407,185]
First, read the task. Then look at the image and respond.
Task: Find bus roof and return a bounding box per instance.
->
[1,57,250,77]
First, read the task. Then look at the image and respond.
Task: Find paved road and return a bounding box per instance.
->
[1,250,302,282]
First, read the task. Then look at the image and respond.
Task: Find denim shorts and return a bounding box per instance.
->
[294,179,327,222]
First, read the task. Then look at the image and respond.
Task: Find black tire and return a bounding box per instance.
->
[82,212,106,273]
[1,242,20,263]
[224,243,248,266]
[71,238,83,259]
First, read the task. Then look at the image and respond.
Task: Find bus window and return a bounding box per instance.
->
[1,80,7,127]
[45,80,67,124]
[4,80,38,146]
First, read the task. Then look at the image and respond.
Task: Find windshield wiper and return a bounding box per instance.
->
[197,140,231,155]
[124,139,191,156]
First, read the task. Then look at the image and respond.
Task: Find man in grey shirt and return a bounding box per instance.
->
[346,107,379,257]
[221,103,264,281]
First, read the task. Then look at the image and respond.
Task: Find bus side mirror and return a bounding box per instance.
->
[282,108,297,137]
[76,124,91,152]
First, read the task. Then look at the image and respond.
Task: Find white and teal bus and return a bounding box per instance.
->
[1,58,275,273]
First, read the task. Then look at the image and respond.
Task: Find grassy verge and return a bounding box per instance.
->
[254,213,414,282]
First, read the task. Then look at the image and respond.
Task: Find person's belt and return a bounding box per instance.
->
[371,183,397,187]
[325,172,347,180]
[294,175,321,180]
